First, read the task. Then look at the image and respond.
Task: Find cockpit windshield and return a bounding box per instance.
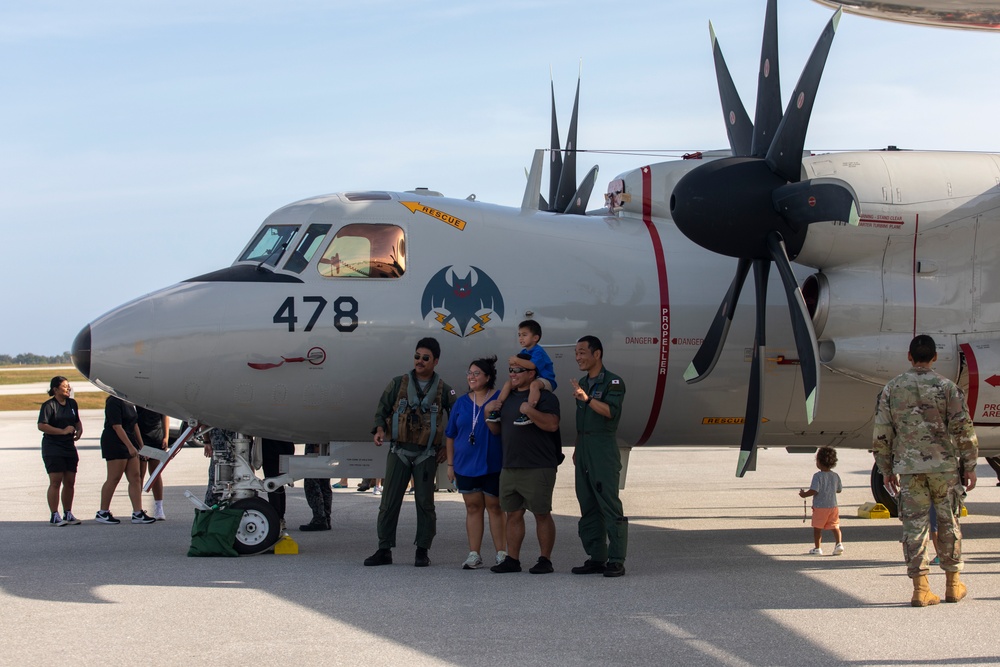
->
[317,224,405,279]
[239,225,300,268]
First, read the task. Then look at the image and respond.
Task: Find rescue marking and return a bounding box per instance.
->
[400,201,467,231]
[702,417,770,425]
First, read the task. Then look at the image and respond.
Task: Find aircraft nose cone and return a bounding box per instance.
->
[71,324,92,379]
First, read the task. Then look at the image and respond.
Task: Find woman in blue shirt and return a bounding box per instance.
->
[445,355,506,570]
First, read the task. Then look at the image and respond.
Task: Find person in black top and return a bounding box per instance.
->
[136,407,169,520]
[36,376,84,526]
[486,354,561,575]
[96,396,156,524]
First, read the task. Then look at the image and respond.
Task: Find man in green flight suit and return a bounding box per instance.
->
[364,337,455,568]
[873,334,978,606]
[569,335,628,578]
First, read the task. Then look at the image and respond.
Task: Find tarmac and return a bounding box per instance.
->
[3,409,999,667]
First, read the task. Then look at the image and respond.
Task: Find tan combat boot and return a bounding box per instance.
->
[945,571,967,603]
[911,574,941,607]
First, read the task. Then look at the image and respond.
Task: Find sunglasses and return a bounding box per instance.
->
[414,353,432,362]
[508,367,528,374]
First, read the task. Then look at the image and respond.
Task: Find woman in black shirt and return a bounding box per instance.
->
[36,376,83,526]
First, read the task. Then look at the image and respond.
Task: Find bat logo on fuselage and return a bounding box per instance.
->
[420,265,504,337]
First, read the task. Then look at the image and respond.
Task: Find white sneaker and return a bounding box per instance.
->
[153,507,166,521]
[372,485,383,496]
[463,551,484,570]
[833,543,844,556]
[808,547,823,555]
[496,550,508,566]
[62,511,81,525]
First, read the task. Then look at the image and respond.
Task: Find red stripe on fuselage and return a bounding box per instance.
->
[637,166,670,445]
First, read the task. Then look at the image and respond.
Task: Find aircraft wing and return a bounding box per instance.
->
[814,0,1000,31]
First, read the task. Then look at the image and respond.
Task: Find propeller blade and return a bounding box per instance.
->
[563,164,599,215]
[765,8,842,183]
[737,259,770,477]
[548,78,563,211]
[773,178,860,229]
[710,22,752,157]
[766,232,820,424]
[751,0,782,158]
[684,258,751,384]
[553,76,581,214]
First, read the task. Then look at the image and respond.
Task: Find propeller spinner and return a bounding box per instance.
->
[669,0,859,477]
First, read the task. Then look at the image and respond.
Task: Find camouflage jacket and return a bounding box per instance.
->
[873,366,978,476]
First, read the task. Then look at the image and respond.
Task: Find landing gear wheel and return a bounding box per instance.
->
[230,496,280,555]
[870,463,898,517]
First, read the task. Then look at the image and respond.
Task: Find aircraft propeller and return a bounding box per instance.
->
[540,76,599,215]
[669,0,859,476]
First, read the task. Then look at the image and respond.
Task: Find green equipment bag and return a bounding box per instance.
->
[187,507,244,557]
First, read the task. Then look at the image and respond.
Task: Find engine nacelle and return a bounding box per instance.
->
[803,271,959,385]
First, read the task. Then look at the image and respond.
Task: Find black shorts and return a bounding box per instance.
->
[43,454,79,474]
[454,471,501,497]
[101,435,134,461]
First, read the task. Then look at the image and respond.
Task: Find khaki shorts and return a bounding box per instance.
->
[499,467,556,514]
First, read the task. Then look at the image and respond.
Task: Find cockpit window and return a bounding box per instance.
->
[283,224,331,274]
[239,225,300,268]
[317,224,406,279]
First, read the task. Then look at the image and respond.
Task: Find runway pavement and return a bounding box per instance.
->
[3,409,999,667]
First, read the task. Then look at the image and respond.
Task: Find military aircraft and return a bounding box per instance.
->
[815,0,1000,30]
[71,0,1000,553]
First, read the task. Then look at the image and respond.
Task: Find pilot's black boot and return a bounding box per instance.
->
[299,518,330,532]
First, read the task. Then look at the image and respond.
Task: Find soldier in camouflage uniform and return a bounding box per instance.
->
[300,443,332,531]
[873,335,978,607]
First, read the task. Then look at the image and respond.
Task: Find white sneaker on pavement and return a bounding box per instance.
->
[496,550,508,566]
[808,547,823,555]
[833,543,844,555]
[463,551,484,569]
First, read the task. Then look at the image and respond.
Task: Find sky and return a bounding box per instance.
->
[2,0,998,356]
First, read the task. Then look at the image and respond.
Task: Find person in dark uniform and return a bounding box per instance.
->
[261,438,295,532]
[136,407,169,520]
[364,337,455,567]
[569,335,628,578]
[97,396,156,524]
[300,443,332,531]
[37,376,84,526]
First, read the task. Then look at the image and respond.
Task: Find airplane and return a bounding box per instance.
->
[70,0,1000,554]
[815,0,1000,30]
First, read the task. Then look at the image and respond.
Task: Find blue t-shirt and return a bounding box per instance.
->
[523,345,557,390]
[809,470,842,508]
[445,390,503,477]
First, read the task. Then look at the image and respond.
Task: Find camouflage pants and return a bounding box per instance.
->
[898,471,964,577]
[304,478,332,522]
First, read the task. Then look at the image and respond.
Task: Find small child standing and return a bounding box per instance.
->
[487,319,557,426]
[798,446,844,555]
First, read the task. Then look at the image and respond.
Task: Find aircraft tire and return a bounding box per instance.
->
[231,496,281,555]
[869,463,899,518]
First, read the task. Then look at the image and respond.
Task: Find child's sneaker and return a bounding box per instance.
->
[485,411,501,423]
[808,547,823,555]
[131,510,156,524]
[62,511,81,525]
[513,415,533,426]
[49,512,67,527]
[95,510,120,524]
[833,543,845,556]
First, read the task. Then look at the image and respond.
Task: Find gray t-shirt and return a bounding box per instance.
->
[809,470,842,508]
